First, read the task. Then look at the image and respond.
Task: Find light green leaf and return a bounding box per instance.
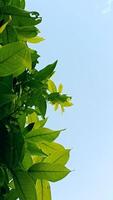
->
[33,118,48,129]
[37,141,65,155]
[28,163,70,182]
[43,149,70,165]
[36,180,51,200]
[13,169,37,200]
[58,83,63,93]
[27,142,47,157]
[26,112,38,124]
[22,150,33,170]
[48,79,57,93]
[0,42,31,77]
[25,128,63,143]
[27,36,44,43]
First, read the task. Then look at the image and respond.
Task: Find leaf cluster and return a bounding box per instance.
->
[0,0,72,199]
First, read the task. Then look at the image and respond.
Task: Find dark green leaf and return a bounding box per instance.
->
[36,95,47,118]
[35,61,58,81]
[0,94,15,107]
[5,189,18,200]
[0,124,24,168]
[15,26,39,39]
[23,123,34,136]
[9,0,25,9]
[0,25,18,45]
[0,75,13,93]
[0,167,5,187]
[0,6,41,26]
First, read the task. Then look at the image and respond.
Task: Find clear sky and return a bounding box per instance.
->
[27,1,113,200]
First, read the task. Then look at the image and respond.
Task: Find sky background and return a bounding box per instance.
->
[27,1,113,200]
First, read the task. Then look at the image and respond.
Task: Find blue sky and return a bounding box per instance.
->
[27,1,113,200]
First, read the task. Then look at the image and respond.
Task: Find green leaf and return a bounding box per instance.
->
[0,94,15,107]
[0,167,5,187]
[9,0,25,9]
[27,36,44,43]
[43,149,70,165]
[48,79,57,93]
[0,124,24,168]
[17,112,26,132]
[0,6,41,26]
[22,150,33,170]
[30,49,40,68]
[0,42,31,77]
[26,112,38,124]
[35,61,58,81]
[36,180,51,200]
[28,163,70,182]
[23,123,34,136]
[0,24,18,45]
[0,102,14,120]
[15,26,39,40]
[37,141,65,155]
[36,95,47,118]
[19,0,25,9]
[5,189,18,200]
[13,169,37,200]
[25,128,62,143]
[33,118,48,129]
[0,16,12,34]
[0,75,13,93]
[27,142,47,157]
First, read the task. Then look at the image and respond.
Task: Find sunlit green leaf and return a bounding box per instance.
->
[27,36,44,43]
[48,79,57,93]
[25,128,63,143]
[37,141,65,155]
[0,42,31,76]
[28,162,70,182]
[43,149,70,165]
[27,142,47,157]
[22,150,33,170]
[36,179,51,200]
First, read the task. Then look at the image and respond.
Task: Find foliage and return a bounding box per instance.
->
[0,0,72,199]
